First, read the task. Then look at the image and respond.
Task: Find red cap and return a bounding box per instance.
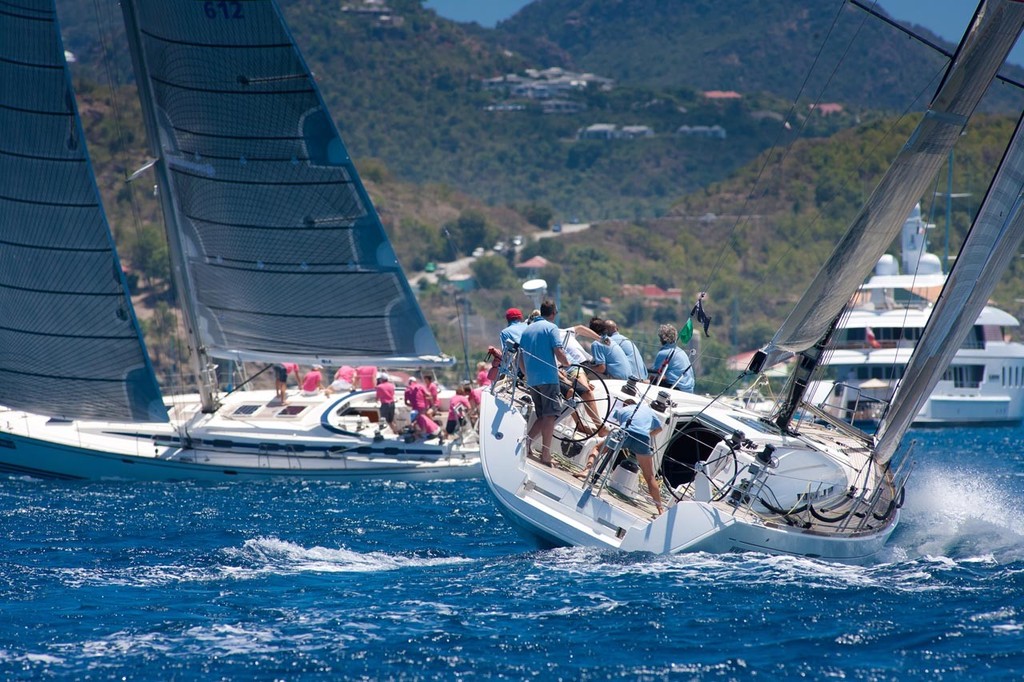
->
[505,308,524,322]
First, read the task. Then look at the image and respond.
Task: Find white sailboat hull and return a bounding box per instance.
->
[480,381,900,561]
[0,389,480,482]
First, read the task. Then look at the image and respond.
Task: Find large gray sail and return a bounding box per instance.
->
[120,0,444,368]
[0,0,166,422]
[764,0,1024,358]
[875,111,1024,462]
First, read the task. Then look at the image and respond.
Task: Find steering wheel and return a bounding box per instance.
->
[661,431,739,502]
[553,364,611,444]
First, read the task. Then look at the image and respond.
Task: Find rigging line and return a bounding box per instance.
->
[224,363,273,395]
[763,62,947,312]
[878,167,950,388]
[738,0,884,299]
[441,227,472,382]
[848,0,1024,92]
[804,53,950,417]
[699,0,852,294]
[799,62,946,405]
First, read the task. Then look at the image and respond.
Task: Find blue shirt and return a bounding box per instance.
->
[499,320,528,351]
[651,343,694,392]
[590,338,632,379]
[519,319,562,386]
[609,332,646,379]
[610,402,662,442]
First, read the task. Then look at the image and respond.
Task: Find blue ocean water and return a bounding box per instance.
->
[2,427,1024,680]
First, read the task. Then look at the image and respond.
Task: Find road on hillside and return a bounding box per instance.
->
[410,223,593,286]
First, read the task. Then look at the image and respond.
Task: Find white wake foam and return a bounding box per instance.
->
[894,465,1024,563]
[228,536,473,574]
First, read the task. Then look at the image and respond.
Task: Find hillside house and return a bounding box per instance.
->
[677,124,727,139]
[702,90,742,100]
[621,284,683,306]
[577,124,654,140]
[483,68,614,100]
[542,99,586,114]
[809,102,844,116]
[516,255,551,278]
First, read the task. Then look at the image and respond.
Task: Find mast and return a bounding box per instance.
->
[760,0,1024,432]
[875,110,1024,462]
[119,0,218,412]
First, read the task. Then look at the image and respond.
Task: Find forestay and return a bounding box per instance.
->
[120,0,443,367]
[0,0,166,422]
[764,0,1024,358]
[876,111,1024,461]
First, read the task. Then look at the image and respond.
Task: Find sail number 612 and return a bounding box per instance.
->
[204,1,244,19]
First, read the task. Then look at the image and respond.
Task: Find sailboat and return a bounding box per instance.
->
[0,0,479,480]
[478,0,1024,560]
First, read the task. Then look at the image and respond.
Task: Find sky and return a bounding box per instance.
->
[423,0,1024,67]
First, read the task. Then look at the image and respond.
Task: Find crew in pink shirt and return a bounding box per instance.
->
[356,365,378,390]
[476,361,491,387]
[375,374,397,431]
[404,378,438,436]
[326,365,355,395]
[301,365,324,394]
[465,383,482,425]
[445,387,471,437]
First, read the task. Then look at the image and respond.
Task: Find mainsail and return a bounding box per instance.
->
[0,0,166,422]
[875,110,1024,461]
[765,0,1024,358]
[120,0,444,371]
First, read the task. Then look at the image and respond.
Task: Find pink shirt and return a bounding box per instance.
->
[469,387,482,407]
[335,365,356,382]
[375,381,395,404]
[447,395,471,421]
[405,383,428,410]
[282,362,299,375]
[425,381,439,406]
[357,365,377,390]
[477,369,491,387]
[301,370,322,392]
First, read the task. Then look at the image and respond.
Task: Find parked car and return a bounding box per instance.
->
[551,223,562,233]
[424,262,437,273]
[512,234,523,246]
[472,247,485,258]
[493,241,506,252]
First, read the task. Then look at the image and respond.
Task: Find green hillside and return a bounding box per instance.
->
[50,0,1024,390]
[494,0,1024,113]
[445,114,1024,394]
[55,0,1009,219]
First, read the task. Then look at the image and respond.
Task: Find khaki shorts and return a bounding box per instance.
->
[528,383,562,418]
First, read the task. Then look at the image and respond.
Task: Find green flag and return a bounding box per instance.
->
[679,317,694,344]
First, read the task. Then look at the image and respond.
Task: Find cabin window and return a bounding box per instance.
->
[232,405,260,416]
[960,326,985,350]
[941,365,984,389]
[277,405,306,417]
[848,366,903,381]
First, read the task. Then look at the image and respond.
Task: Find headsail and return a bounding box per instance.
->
[875,110,1024,461]
[764,0,1024,358]
[0,0,166,422]
[119,0,445,371]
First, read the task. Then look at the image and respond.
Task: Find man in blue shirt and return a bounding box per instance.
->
[650,323,694,392]
[605,319,646,380]
[589,333,633,380]
[499,308,528,351]
[577,399,665,515]
[518,300,570,466]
